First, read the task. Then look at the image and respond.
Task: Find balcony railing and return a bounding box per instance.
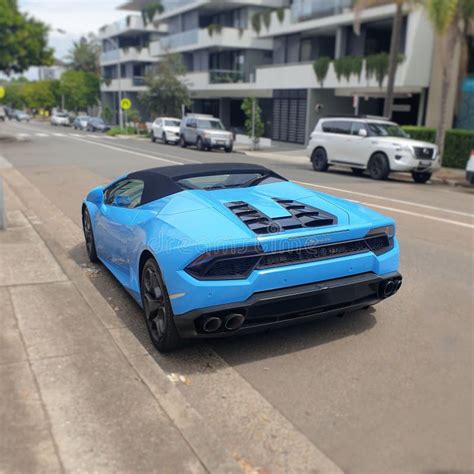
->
[291,0,353,21]
[160,29,199,50]
[209,69,246,84]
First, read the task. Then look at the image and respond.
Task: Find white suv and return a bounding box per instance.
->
[306,117,441,183]
[151,117,181,145]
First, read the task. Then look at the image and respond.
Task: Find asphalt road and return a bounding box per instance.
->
[1,119,473,473]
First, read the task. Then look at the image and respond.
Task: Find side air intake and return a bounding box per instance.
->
[226,199,337,234]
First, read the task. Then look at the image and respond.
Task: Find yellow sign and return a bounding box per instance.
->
[120,98,131,110]
[0,86,5,99]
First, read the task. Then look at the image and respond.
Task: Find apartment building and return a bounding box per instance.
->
[100,0,440,144]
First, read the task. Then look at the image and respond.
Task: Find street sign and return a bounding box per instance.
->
[121,98,131,110]
[0,86,5,99]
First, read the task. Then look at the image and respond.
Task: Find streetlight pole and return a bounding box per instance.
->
[104,37,123,128]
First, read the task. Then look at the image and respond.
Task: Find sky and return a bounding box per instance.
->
[17,0,126,78]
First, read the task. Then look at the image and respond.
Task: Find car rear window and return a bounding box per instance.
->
[165,120,180,127]
[177,172,282,190]
[322,120,351,135]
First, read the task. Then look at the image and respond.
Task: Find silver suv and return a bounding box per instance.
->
[180,114,233,153]
[306,116,441,183]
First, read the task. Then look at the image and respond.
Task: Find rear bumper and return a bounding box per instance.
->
[174,271,402,338]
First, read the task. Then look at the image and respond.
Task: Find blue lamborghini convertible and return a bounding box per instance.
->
[82,163,402,352]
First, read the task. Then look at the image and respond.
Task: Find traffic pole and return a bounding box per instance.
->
[0,177,6,230]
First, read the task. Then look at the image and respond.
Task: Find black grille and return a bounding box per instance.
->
[186,234,393,279]
[413,146,435,159]
[226,199,337,235]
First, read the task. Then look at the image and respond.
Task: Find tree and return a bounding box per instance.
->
[66,34,101,75]
[20,80,58,110]
[241,97,264,150]
[0,0,53,74]
[353,0,408,119]
[139,53,191,117]
[423,0,473,159]
[59,70,100,111]
[3,82,25,109]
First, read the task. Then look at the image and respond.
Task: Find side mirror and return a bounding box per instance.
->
[358,128,368,137]
[113,195,131,207]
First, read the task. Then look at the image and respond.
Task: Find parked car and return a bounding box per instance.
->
[87,117,110,133]
[180,114,233,152]
[73,115,90,130]
[466,150,474,185]
[0,106,6,122]
[151,117,181,144]
[307,116,441,183]
[51,112,70,126]
[14,110,31,122]
[82,162,402,352]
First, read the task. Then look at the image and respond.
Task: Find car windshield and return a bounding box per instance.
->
[197,119,224,130]
[367,122,409,138]
[79,116,89,121]
[94,118,104,125]
[56,113,68,117]
[165,120,180,127]
[177,172,281,190]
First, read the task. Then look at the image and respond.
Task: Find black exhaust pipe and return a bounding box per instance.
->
[202,316,222,333]
[382,280,395,298]
[224,313,245,331]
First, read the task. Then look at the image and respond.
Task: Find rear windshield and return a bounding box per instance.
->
[177,172,282,190]
[165,120,180,127]
[197,119,224,130]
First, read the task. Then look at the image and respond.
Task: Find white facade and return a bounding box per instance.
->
[100,0,436,141]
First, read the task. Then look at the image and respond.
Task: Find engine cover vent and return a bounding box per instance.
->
[225,199,337,234]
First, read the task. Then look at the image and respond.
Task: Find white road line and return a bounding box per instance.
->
[114,141,202,164]
[52,132,66,137]
[35,133,49,137]
[296,181,474,218]
[70,133,82,137]
[66,135,184,165]
[359,202,474,229]
[86,134,98,138]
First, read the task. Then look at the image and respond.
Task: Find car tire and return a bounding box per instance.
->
[197,137,204,151]
[162,132,168,145]
[141,257,182,353]
[311,148,329,172]
[225,144,233,153]
[368,153,390,180]
[151,132,156,143]
[411,171,432,184]
[351,168,365,176]
[180,135,187,148]
[82,208,99,263]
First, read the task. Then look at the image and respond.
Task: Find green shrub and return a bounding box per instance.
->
[402,126,474,169]
[312,57,331,87]
[106,127,135,136]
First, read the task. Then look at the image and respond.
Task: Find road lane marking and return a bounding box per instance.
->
[70,133,82,137]
[66,134,184,165]
[35,133,49,137]
[110,141,202,164]
[358,202,474,229]
[296,181,474,218]
[52,132,66,137]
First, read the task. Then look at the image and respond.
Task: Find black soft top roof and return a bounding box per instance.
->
[127,163,286,205]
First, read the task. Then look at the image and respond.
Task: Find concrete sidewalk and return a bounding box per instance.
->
[0,172,241,472]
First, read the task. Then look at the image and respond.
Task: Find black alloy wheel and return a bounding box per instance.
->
[82,208,98,263]
[368,153,390,180]
[141,258,181,352]
[311,148,329,172]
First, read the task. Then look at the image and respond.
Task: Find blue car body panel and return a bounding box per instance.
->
[84,177,399,319]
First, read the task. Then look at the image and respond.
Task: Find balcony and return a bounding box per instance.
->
[101,77,147,92]
[209,70,246,84]
[100,46,154,65]
[149,27,272,56]
[291,0,353,22]
[99,16,146,38]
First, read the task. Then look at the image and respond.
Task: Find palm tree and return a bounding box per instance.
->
[66,34,101,75]
[353,0,407,119]
[423,0,473,160]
